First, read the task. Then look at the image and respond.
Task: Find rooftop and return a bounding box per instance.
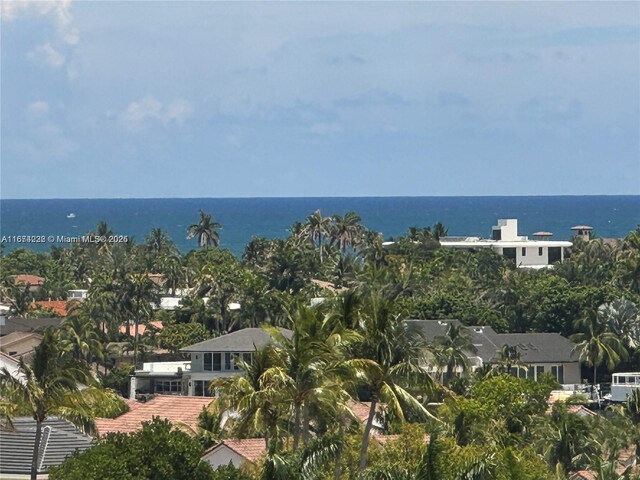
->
[94,395,213,435]
[0,316,62,336]
[33,300,69,316]
[205,438,267,464]
[0,417,92,475]
[181,327,293,353]
[12,274,45,286]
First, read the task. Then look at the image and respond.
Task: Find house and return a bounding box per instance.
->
[202,432,422,470]
[129,360,191,398]
[0,316,62,336]
[0,331,43,359]
[203,438,267,469]
[180,328,293,396]
[0,351,24,384]
[0,417,93,478]
[94,394,213,435]
[439,219,572,268]
[32,299,69,316]
[12,274,45,292]
[406,319,580,384]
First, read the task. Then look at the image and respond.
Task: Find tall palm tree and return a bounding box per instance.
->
[330,211,364,253]
[301,210,331,263]
[186,210,221,248]
[571,313,628,388]
[58,311,104,369]
[261,303,355,449]
[355,291,438,472]
[119,273,159,367]
[211,346,284,447]
[0,330,107,480]
[432,323,476,386]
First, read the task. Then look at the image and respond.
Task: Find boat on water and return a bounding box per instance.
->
[67,213,76,218]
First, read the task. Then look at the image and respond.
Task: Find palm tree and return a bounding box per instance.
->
[432,323,476,386]
[187,210,221,248]
[355,291,438,472]
[119,273,159,367]
[431,222,448,241]
[571,312,628,388]
[261,303,355,449]
[301,210,331,263]
[330,211,364,253]
[211,346,283,446]
[599,298,640,350]
[58,310,104,369]
[0,330,107,480]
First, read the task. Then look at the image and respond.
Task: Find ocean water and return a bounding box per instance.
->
[0,196,638,256]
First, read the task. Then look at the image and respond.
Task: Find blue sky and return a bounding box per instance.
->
[1,1,639,199]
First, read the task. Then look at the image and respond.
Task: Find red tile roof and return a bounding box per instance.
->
[118,321,164,336]
[13,275,45,286]
[95,395,213,435]
[33,300,68,316]
[209,438,267,464]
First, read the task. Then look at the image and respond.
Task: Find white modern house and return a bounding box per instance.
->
[439,219,572,268]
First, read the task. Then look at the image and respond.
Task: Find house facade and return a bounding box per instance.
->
[439,219,572,268]
[407,319,581,385]
[180,328,293,396]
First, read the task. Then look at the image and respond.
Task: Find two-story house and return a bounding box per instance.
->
[180,328,293,396]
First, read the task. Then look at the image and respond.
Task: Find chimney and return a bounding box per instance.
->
[571,225,593,242]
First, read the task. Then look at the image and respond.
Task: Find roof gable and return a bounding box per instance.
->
[181,328,293,353]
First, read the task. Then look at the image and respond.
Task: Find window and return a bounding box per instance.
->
[225,353,232,370]
[502,248,516,263]
[548,247,562,263]
[536,366,544,380]
[492,229,502,241]
[212,353,222,371]
[538,247,543,256]
[204,353,212,371]
[233,353,242,370]
[551,365,564,384]
[194,380,206,396]
[243,353,252,364]
[521,247,526,256]
[528,366,535,379]
[154,380,182,394]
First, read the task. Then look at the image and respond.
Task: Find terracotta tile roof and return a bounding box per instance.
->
[210,438,267,464]
[94,395,213,435]
[33,300,68,316]
[118,321,164,336]
[12,275,45,286]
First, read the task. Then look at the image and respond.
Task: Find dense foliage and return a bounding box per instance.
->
[2,211,639,479]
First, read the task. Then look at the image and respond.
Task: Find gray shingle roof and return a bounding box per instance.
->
[0,316,62,336]
[0,417,93,474]
[405,319,576,364]
[181,328,293,353]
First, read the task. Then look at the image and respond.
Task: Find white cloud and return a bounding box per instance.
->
[2,0,79,45]
[120,96,193,130]
[26,100,50,119]
[28,42,65,67]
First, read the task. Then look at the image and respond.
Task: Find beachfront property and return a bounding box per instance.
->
[439,219,573,268]
[407,319,581,385]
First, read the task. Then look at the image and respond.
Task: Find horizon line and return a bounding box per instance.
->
[2,193,639,201]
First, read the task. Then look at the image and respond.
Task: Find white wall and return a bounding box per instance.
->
[516,246,549,267]
[203,446,246,469]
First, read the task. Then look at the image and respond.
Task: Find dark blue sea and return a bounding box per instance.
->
[0,197,638,256]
